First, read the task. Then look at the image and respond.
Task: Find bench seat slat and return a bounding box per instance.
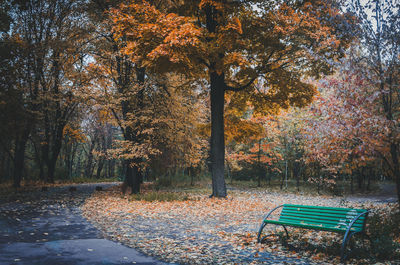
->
[278,216,364,229]
[280,211,366,222]
[283,204,366,213]
[264,219,363,233]
[281,211,365,224]
[279,212,365,226]
[282,207,364,217]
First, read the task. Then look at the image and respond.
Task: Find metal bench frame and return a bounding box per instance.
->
[257,204,369,263]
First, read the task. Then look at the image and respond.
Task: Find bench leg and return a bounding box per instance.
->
[257,222,267,243]
[282,225,289,239]
[257,222,290,244]
[341,231,356,263]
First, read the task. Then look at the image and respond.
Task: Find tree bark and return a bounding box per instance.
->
[85,139,96,178]
[47,126,64,183]
[13,138,28,188]
[209,71,227,197]
[12,123,31,188]
[257,139,262,187]
[390,143,400,209]
[121,66,144,194]
[96,158,104,179]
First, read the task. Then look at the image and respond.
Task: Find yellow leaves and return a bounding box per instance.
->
[63,124,85,143]
[224,52,248,68]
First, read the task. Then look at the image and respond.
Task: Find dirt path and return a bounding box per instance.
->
[0,183,171,265]
[344,183,397,203]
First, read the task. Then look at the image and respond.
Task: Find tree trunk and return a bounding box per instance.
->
[13,127,30,188]
[295,163,300,192]
[350,173,354,194]
[209,71,227,197]
[257,139,262,187]
[47,160,56,183]
[124,160,141,194]
[47,133,63,183]
[122,67,145,193]
[190,166,194,186]
[367,169,371,191]
[108,159,115,178]
[85,139,96,178]
[75,149,82,177]
[13,139,28,188]
[357,169,363,190]
[96,158,104,179]
[69,143,77,178]
[0,151,4,181]
[390,143,400,209]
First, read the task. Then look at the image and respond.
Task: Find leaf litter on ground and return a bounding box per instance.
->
[81,186,399,265]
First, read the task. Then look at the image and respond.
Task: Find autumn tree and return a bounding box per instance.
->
[148,77,207,182]
[0,1,41,187]
[87,0,151,193]
[303,63,385,193]
[0,16,27,185]
[112,0,354,197]
[4,0,91,185]
[61,121,86,179]
[349,0,400,205]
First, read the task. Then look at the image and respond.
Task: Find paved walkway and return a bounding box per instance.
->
[345,182,397,203]
[0,183,171,265]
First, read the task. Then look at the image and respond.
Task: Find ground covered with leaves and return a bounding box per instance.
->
[82,185,400,265]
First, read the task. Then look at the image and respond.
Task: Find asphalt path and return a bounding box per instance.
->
[0,183,171,265]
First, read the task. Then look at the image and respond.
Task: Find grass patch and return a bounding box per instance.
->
[130,191,191,202]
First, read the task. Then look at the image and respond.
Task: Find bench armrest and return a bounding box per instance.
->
[262,204,285,222]
[341,210,369,262]
[346,210,369,233]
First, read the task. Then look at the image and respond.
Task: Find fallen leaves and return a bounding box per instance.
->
[82,186,398,265]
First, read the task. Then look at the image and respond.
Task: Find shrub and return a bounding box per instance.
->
[367,210,400,260]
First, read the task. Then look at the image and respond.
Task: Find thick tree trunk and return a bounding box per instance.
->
[96,158,104,179]
[357,169,363,190]
[47,160,56,183]
[108,160,115,178]
[210,71,227,197]
[124,159,141,194]
[47,149,61,183]
[13,127,30,188]
[122,67,145,194]
[13,139,27,188]
[47,131,63,183]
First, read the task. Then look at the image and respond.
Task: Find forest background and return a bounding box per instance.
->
[0,0,399,206]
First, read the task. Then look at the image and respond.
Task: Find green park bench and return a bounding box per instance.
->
[257,204,369,262]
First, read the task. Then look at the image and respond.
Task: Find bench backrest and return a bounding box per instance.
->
[279,204,368,233]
